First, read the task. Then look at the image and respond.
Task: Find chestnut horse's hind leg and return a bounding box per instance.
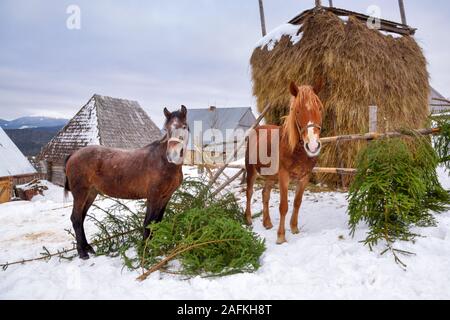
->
[277,169,290,245]
[262,179,275,230]
[245,165,257,226]
[290,175,310,235]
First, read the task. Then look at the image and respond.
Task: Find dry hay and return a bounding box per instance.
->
[250,10,429,187]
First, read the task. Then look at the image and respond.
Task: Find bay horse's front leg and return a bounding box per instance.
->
[143,201,168,240]
[290,174,310,234]
[277,169,290,244]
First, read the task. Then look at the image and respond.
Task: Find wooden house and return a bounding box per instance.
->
[0,127,37,203]
[37,94,162,186]
[184,106,257,165]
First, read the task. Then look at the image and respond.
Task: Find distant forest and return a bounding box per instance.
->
[5,126,62,157]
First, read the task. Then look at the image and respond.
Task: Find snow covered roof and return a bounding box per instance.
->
[255,23,303,51]
[38,95,162,162]
[0,127,37,178]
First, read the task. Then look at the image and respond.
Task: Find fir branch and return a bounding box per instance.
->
[136,238,240,281]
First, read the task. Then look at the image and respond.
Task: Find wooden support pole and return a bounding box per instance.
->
[320,128,440,144]
[207,104,271,188]
[313,167,357,175]
[328,0,333,7]
[204,164,357,176]
[315,0,322,8]
[211,169,245,197]
[258,0,267,37]
[432,97,450,104]
[398,0,407,25]
[369,106,378,133]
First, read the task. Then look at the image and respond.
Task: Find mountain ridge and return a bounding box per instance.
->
[0,116,68,129]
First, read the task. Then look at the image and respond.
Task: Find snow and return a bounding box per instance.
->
[255,24,303,51]
[82,98,100,145]
[0,127,37,178]
[0,167,449,299]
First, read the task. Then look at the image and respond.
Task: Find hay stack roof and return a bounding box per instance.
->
[38,94,162,162]
[0,127,36,178]
[250,7,429,186]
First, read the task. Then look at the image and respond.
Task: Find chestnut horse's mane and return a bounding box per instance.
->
[282,85,323,152]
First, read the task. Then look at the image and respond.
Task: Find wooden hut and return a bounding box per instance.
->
[250,6,429,187]
[184,106,257,165]
[0,127,37,203]
[430,87,450,114]
[37,94,162,186]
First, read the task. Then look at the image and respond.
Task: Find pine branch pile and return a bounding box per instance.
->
[431,114,450,171]
[347,134,450,264]
[90,179,265,278]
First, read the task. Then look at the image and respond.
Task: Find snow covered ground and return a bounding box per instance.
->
[1,166,450,300]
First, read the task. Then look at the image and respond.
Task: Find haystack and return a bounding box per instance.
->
[250,9,429,187]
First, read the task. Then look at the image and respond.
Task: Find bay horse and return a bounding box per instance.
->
[245,81,324,244]
[65,106,189,259]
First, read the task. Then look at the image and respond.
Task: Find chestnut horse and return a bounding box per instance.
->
[65,106,189,259]
[245,82,324,244]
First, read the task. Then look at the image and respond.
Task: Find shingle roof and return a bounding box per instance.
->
[0,127,36,178]
[430,87,450,113]
[187,107,252,131]
[185,107,255,149]
[38,94,162,161]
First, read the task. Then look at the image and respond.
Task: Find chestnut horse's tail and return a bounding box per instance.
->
[63,154,72,201]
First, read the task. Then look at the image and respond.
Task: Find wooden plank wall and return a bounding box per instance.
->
[0,178,12,204]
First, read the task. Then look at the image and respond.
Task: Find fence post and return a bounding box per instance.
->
[369,106,378,133]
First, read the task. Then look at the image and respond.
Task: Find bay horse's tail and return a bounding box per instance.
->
[63,154,72,201]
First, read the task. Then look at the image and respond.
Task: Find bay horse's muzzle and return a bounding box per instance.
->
[166,137,185,164]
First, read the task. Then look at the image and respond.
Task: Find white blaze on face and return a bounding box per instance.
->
[304,121,321,158]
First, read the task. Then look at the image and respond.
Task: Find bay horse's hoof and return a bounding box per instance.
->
[79,253,90,260]
[276,236,287,245]
[85,244,96,255]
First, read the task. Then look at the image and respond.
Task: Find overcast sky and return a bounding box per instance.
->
[0,0,449,127]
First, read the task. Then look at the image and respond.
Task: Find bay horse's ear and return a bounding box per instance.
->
[312,77,325,95]
[289,81,299,97]
[180,105,187,116]
[164,107,171,119]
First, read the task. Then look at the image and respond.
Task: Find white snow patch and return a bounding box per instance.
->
[1,168,450,299]
[84,98,100,145]
[255,24,303,51]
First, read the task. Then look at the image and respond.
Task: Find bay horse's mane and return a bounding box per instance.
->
[282,85,323,152]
